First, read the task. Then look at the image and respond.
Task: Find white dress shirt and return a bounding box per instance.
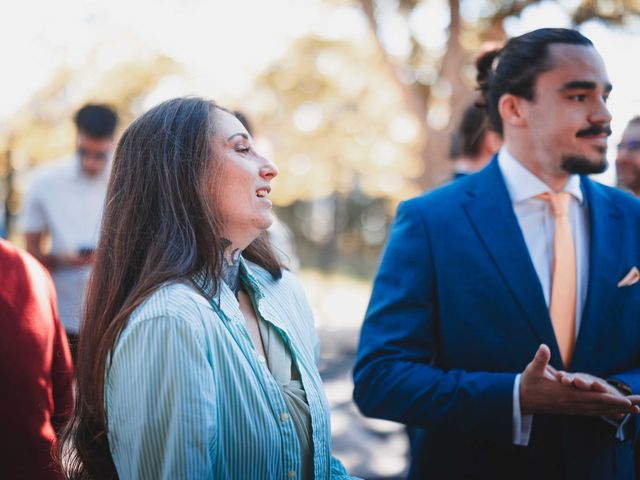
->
[19,157,108,333]
[496,147,590,446]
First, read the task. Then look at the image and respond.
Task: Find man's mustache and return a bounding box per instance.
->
[576,125,612,138]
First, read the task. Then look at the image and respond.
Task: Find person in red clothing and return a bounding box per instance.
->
[0,238,74,480]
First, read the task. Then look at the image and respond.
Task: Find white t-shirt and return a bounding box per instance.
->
[19,157,109,333]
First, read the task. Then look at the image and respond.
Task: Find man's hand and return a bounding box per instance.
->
[554,371,634,420]
[25,231,94,269]
[520,345,640,417]
[556,371,613,393]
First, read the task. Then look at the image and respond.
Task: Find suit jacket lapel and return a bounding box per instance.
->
[461,159,560,361]
[571,177,623,370]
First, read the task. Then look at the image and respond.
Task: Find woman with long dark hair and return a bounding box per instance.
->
[60,97,353,479]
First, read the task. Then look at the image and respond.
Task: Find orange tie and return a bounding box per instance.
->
[539,191,576,367]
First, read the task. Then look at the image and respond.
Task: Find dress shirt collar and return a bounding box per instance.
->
[192,256,265,310]
[497,146,583,205]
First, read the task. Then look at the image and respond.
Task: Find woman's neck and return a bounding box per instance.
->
[221,239,242,297]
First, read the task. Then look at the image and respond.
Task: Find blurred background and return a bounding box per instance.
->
[2,1,639,477]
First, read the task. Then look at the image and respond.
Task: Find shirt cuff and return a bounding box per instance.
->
[512,374,533,446]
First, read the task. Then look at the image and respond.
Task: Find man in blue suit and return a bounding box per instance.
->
[354,28,640,480]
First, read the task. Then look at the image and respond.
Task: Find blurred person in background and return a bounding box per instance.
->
[449,102,503,180]
[19,104,118,363]
[616,116,640,197]
[234,110,300,271]
[0,198,5,238]
[354,28,640,480]
[61,97,354,479]
[0,238,74,480]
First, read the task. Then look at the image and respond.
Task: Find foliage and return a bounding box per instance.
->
[245,34,425,205]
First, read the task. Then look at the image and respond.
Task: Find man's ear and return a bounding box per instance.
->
[498,94,528,128]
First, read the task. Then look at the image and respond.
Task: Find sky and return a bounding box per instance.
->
[2,0,639,183]
[0,0,321,116]
[0,0,373,117]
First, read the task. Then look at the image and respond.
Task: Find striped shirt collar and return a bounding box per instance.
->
[191,256,265,310]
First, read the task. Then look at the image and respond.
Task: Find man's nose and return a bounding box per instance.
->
[590,97,612,126]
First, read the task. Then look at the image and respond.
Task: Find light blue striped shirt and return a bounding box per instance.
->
[104,259,353,479]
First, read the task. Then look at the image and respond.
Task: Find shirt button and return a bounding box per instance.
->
[287,471,296,478]
[258,354,266,364]
[280,412,289,422]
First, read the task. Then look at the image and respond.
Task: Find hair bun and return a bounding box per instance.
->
[475,48,502,105]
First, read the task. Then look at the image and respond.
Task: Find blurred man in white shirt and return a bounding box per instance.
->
[20,104,117,362]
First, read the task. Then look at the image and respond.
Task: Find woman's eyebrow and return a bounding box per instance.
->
[227,133,249,141]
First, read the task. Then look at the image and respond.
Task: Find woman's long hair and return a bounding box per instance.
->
[60,97,281,479]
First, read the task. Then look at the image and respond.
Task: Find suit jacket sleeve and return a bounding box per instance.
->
[610,369,640,395]
[353,199,516,446]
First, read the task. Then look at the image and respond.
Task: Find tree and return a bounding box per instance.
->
[246,34,425,206]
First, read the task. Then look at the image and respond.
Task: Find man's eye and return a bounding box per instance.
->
[618,141,640,151]
[569,94,586,102]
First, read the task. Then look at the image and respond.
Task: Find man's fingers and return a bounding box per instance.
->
[528,344,551,375]
[543,366,558,381]
[571,375,600,392]
[557,372,581,388]
[588,392,632,408]
[588,379,610,394]
[558,373,573,385]
[574,400,637,417]
[556,372,612,393]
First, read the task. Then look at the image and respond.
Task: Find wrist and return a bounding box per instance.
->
[607,379,632,396]
[519,380,533,415]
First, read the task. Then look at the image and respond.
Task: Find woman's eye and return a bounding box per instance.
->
[236,146,250,153]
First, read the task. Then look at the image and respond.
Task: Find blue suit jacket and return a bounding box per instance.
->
[353,158,640,479]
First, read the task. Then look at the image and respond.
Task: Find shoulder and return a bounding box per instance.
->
[124,281,212,335]
[395,175,476,231]
[403,170,480,212]
[30,159,74,181]
[0,239,55,307]
[584,178,640,216]
[24,160,75,193]
[0,239,51,283]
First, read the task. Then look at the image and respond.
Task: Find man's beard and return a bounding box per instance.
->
[562,124,612,175]
[561,154,608,175]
